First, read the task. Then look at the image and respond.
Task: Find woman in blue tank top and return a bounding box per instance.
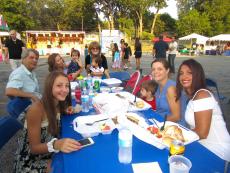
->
[151,59,181,122]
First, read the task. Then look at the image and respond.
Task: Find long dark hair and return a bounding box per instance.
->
[176,59,206,100]
[48,53,63,72]
[42,71,71,136]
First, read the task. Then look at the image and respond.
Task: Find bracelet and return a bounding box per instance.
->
[47,138,59,153]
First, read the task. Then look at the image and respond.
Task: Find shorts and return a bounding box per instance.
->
[135,51,142,58]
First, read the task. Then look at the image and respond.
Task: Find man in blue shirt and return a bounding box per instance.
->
[153,35,169,59]
[5,49,40,119]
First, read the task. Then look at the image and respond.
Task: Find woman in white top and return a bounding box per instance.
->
[176,59,230,162]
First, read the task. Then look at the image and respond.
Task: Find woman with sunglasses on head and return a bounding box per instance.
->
[85,41,110,78]
[176,59,230,162]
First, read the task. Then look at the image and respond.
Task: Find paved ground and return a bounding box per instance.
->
[0,54,229,172]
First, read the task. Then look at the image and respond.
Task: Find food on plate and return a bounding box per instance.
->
[127,115,139,124]
[162,136,174,147]
[147,126,159,134]
[135,101,144,108]
[100,123,111,131]
[163,125,185,142]
[147,124,185,147]
[147,126,162,138]
[112,116,118,125]
[66,105,82,115]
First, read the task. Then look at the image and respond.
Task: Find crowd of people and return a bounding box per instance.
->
[2,29,230,172]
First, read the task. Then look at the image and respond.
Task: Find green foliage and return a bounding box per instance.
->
[0,0,36,31]
[176,9,211,36]
[141,31,154,40]
[160,13,176,34]
[176,0,230,36]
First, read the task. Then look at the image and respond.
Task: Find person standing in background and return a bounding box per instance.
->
[4,30,26,70]
[153,35,169,59]
[168,36,178,73]
[84,44,88,59]
[134,38,142,70]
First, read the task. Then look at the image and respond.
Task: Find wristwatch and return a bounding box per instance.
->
[47,138,59,153]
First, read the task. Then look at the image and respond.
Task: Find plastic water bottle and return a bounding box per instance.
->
[88,92,94,109]
[81,95,89,112]
[118,129,133,164]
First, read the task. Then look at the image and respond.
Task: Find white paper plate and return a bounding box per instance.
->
[102,78,122,87]
[111,92,152,111]
[117,113,166,149]
[73,114,116,137]
[149,121,200,146]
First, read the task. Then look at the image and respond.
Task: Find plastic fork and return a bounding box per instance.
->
[85,118,109,126]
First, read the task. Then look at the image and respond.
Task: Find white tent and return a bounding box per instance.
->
[179,33,209,44]
[209,34,230,41]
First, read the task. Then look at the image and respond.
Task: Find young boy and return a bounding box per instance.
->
[67,49,83,79]
[140,80,158,110]
[90,55,104,78]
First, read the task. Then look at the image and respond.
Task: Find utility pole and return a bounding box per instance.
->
[81,16,84,31]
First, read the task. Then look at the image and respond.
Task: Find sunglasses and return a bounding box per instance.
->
[92,47,99,50]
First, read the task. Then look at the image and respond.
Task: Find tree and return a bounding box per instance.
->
[94,0,122,30]
[150,0,167,34]
[121,0,156,38]
[176,9,211,36]
[0,0,35,31]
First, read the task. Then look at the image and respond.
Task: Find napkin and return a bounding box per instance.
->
[132,162,162,173]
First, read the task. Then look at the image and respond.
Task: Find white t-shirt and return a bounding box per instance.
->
[90,66,104,73]
[185,89,230,161]
[168,41,178,54]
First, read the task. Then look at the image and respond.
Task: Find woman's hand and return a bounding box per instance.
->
[54,138,82,153]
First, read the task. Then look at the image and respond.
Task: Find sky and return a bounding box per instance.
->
[150,0,178,19]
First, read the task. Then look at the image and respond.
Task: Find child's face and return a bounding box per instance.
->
[72,53,79,61]
[140,88,152,99]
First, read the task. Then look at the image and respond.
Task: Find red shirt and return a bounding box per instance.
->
[144,97,156,110]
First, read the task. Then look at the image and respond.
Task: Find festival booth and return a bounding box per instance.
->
[178,33,209,55]
[25,31,85,56]
[100,30,124,54]
[208,34,230,56]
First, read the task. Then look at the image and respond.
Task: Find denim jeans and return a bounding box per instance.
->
[168,54,176,73]
[7,97,31,119]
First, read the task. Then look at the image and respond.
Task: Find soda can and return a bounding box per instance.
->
[169,140,185,156]
[93,80,100,92]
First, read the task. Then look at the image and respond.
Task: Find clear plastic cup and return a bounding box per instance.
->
[168,155,192,173]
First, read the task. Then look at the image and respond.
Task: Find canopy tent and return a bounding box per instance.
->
[179,33,209,44]
[208,34,230,41]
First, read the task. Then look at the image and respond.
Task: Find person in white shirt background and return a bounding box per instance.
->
[168,36,178,73]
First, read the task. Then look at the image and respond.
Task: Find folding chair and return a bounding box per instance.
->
[0,116,23,149]
[124,70,141,94]
[206,78,226,102]
[109,71,130,87]
[206,78,227,120]
[133,74,153,96]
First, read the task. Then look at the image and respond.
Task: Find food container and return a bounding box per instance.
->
[100,86,111,93]
[102,78,122,87]
[111,87,124,93]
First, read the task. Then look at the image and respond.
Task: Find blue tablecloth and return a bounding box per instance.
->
[52,109,226,173]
